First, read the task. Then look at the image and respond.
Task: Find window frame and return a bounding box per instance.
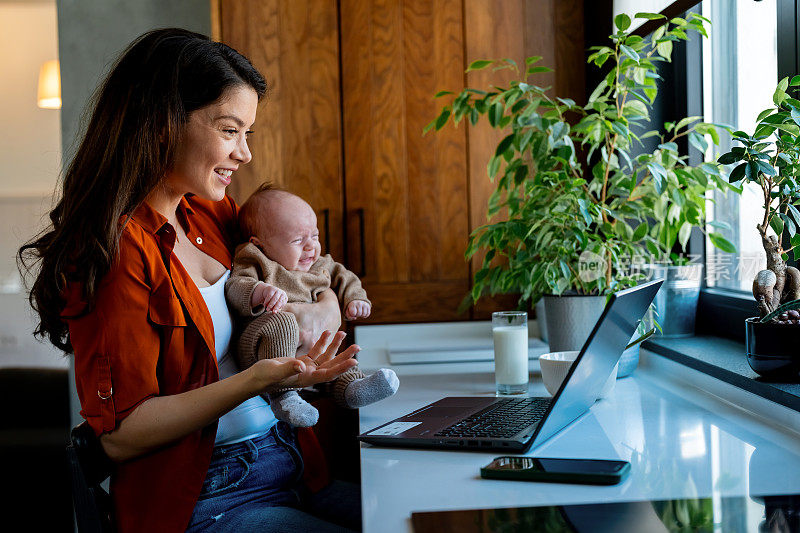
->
[591,0,793,342]
[694,0,800,341]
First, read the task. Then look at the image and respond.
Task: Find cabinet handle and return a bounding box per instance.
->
[356,208,366,277]
[320,208,330,253]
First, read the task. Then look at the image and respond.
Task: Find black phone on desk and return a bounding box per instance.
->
[480,456,630,485]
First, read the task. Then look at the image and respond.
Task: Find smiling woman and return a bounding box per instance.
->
[18,28,362,533]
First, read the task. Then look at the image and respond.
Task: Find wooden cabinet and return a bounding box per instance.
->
[217,0,584,324]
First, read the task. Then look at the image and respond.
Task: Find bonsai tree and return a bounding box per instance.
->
[719,76,800,323]
[427,11,733,307]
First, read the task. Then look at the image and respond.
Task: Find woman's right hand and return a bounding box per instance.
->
[248,330,359,393]
[283,289,342,353]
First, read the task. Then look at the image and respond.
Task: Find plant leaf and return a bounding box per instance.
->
[656,40,673,61]
[635,12,666,20]
[487,155,501,178]
[488,102,503,127]
[633,221,648,241]
[614,13,631,31]
[771,215,784,237]
[620,44,640,63]
[466,60,493,73]
[527,66,553,75]
[708,232,737,253]
[728,162,747,183]
[495,133,515,157]
[717,151,742,165]
[678,222,692,249]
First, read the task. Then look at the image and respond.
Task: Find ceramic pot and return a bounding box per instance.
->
[745,317,800,378]
[646,264,703,338]
[542,294,607,352]
[535,299,548,342]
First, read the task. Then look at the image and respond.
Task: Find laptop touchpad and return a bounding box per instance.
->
[403,405,468,421]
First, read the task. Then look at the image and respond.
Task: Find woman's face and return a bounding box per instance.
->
[165,84,258,202]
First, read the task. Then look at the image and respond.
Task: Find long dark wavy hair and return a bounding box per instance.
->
[18,28,266,353]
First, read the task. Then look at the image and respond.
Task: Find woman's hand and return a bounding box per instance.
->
[283,289,342,353]
[248,330,359,393]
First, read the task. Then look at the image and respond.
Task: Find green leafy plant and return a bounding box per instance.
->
[635,118,737,265]
[719,77,800,320]
[428,12,734,307]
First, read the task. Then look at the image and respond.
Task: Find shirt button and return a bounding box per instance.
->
[196,237,203,245]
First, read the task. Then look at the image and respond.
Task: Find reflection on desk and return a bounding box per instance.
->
[410,493,800,532]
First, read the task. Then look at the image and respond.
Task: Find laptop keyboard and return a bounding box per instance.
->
[434,397,552,439]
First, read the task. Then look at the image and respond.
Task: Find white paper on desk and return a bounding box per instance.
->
[367,421,421,436]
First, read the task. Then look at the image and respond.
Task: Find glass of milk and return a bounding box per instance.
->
[492,311,529,396]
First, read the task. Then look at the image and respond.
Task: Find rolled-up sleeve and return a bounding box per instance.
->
[65,229,162,436]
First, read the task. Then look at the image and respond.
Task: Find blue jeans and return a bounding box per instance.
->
[187,422,361,532]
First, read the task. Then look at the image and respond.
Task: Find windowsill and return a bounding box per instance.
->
[642,335,800,412]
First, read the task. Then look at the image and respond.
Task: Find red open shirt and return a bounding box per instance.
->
[64,195,239,532]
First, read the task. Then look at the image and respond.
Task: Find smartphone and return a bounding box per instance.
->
[480,456,630,485]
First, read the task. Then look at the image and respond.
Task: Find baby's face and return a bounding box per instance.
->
[254,196,321,272]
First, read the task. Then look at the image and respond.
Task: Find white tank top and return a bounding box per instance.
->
[197,271,277,445]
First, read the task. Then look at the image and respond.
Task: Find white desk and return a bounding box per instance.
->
[355,323,800,533]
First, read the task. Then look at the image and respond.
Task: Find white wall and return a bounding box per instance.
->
[0,1,64,369]
[0,2,61,196]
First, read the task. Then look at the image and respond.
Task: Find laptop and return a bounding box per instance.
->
[358,278,663,453]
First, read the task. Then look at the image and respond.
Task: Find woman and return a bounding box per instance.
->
[19,29,360,532]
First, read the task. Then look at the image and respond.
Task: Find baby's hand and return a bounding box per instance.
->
[251,282,288,314]
[345,300,371,320]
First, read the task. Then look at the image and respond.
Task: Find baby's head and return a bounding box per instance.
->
[239,184,321,272]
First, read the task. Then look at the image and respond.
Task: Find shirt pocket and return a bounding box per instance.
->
[148,287,188,327]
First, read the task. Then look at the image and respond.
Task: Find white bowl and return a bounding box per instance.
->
[538,351,617,399]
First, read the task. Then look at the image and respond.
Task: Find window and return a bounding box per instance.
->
[702,0,779,294]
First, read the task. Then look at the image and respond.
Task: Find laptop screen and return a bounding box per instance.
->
[530,279,663,449]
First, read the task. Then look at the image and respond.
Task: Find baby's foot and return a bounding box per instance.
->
[268,390,319,427]
[344,368,399,409]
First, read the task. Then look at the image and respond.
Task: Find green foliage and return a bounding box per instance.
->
[428,12,735,306]
[719,77,800,267]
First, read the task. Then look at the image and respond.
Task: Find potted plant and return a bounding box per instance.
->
[718,76,800,378]
[428,12,730,372]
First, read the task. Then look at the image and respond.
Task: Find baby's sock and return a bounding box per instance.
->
[268,390,319,427]
[343,368,399,409]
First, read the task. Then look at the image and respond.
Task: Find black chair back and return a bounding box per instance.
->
[67,421,115,533]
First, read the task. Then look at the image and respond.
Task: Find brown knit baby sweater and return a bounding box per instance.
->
[226,242,370,315]
[225,242,371,405]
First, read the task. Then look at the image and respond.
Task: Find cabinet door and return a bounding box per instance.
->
[340,0,471,323]
[219,0,345,260]
[463,0,585,318]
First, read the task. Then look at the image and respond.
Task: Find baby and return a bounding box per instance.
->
[225,185,399,427]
